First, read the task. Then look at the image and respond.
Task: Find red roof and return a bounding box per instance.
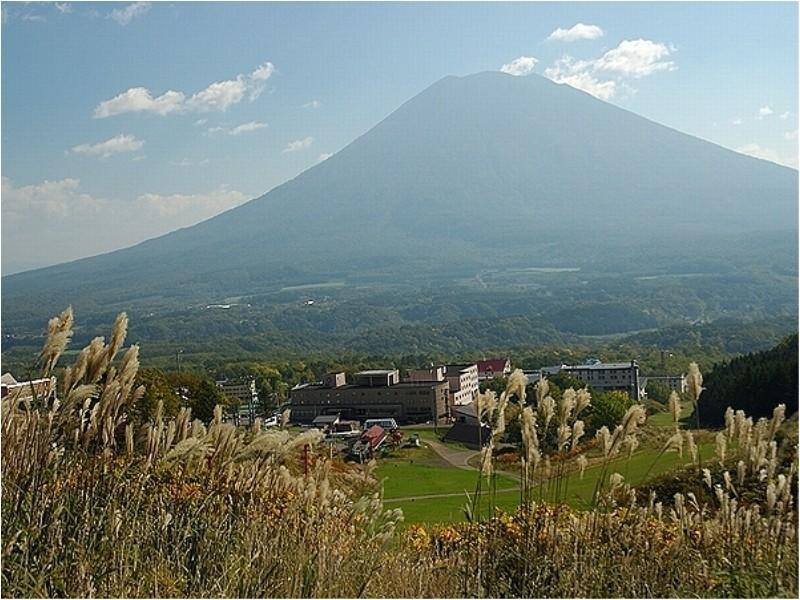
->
[477,359,510,373]
[361,425,387,449]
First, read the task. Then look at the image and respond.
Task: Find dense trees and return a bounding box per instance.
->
[696,335,798,426]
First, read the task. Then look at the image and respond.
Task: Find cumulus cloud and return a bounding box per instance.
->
[543,38,675,100]
[95,88,185,118]
[94,61,275,118]
[731,118,743,126]
[593,39,676,78]
[1,177,106,220]
[70,134,144,158]
[779,111,791,120]
[757,106,773,119]
[282,136,314,153]
[303,100,321,109]
[136,187,248,218]
[500,56,539,76]
[548,23,604,42]
[54,3,73,14]
[735,143,796,168]
[1,177,250,273]
[785,129,798,141]
[207,121,268,136]
[544,56,616,100]
[109,2,150,26]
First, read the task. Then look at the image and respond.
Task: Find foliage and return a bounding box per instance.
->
[697,335,798,426]
[645,379,672,405]
[2,310,797,598]
[586,390,634,434]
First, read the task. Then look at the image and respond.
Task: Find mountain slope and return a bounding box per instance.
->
[3,71,797,316]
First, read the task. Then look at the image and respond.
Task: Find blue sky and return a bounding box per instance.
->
[2,1,798,273]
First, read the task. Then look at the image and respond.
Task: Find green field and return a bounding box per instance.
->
[380,437,715,526]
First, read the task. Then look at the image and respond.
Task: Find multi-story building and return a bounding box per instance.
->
[216,378,259,425]
[407,364,479,406]
[444,364,480,405]
[643,374,687,394]
[290,370,450,425]
[526,360,644,401]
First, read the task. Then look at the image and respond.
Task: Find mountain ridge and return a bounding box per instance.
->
[3,71,797,323]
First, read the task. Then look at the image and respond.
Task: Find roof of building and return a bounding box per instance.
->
[292,380,447,393]
[445,363,477,373]
[443,422,490,449]
[356,369,398,376]
[477,359,510,372]
[312,414,340,424]
[563,361,636,371]
[1,373,18,386]
[453,403,478,418]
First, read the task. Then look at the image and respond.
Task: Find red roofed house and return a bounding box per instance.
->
[477,358,511,381]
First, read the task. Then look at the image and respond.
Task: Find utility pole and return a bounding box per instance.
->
[175,349,183,373]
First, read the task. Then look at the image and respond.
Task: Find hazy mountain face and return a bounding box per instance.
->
[3,72,797,317]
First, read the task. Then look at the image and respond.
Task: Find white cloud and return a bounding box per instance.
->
[70,134,144,158]
[109,2,150,26]
[500,56,539,77]
[303,100,321,109]
[548,23,604,42]
[230,121,267,135]
[785,129,798,141]
[318,152,333,162]
[251,62,275,81]
[283,136,314,153]
[194,119,208,126]
[1,177,106,220]
[543,38,675,100]
[187,78,248,112]
[170,158,210,167]
[54,3,73,14]
[22,13,45,22]
[544,56,616,100]
[731,118,743,126]
[137,187,248,218]
[1,177,251,273]
[735,143,796,168]
[593,39,676,78]
[94,62,274,117]
[757,105,773,119]
[94,87,185,118]
[207,121,268,136]
[780,111,791,120]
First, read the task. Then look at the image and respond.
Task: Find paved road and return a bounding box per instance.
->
[425,439,480,470]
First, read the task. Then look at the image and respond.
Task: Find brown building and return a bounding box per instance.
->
[290,370,450,425]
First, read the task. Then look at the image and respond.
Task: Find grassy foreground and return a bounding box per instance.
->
[2,309,797,597]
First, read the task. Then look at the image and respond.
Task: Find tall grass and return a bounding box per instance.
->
[2,309,797,597]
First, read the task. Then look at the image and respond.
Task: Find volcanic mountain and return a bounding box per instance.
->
[3,71,797,322]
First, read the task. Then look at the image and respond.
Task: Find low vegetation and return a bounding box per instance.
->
[2,309,797,597]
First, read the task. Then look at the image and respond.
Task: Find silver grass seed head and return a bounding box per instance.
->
[40,306,74,375]
[669,391,682,426]
[505,369,528,404]
[686,362,704,403]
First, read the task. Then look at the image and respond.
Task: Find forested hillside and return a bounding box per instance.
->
[697,334,798,426]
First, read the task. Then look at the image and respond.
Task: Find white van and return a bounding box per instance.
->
[363,418,398,430]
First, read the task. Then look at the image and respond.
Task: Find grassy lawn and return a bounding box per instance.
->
[377,454,516,500]
[385,440,716,526]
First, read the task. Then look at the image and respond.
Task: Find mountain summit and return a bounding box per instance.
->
[4,71,797,314]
